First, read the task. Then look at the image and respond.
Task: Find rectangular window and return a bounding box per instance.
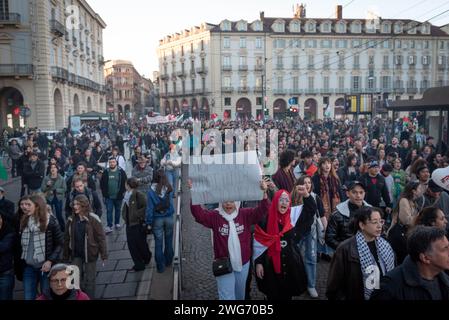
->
[352,76,360,90]
[323,76,329,89]
[239,56,247,65]
[323,55,330,68]
[352,40,362,48]
[276,55,283,65]
[410,40,415,49]
[255,37,262,49]
[382,76,391,89]
[293,77,299,89]
[293,55,299,65]
[223,37,230,48]
[223,76,231,87]
[223,56,231,66]
[321,40,332,48]
[336,40,347,48]
[239,37,246,48]
[395,40,401,49]
[382,40,391,49]
[277,77,283,90]
[308,77,314,89]
[291,39,301,48]
[256,97,263,105]
[224,97,231,106]
[354,55,360,66]
[308,55,314,67]
[383,55,389,66]
[191,79,195,92]
[339,76,344,89]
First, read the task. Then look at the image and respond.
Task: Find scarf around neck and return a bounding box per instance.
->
[217,202,242,272]
[356,231,395,300]
[254,190,292,274]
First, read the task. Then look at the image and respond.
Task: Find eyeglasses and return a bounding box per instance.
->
[368,219,385,226]
[50,278,68,285]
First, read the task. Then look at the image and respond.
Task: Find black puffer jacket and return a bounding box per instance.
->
[44,215,64,262]
[325,200,371,250]
[370,256,449,300]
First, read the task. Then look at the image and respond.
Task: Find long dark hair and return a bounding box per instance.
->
[152,169,173,195]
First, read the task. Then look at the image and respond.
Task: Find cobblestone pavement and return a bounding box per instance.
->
[11,146,157,300]
[180,165,331,300]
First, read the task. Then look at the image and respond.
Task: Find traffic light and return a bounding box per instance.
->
[13,107,20,116]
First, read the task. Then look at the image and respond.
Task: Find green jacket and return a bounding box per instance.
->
[41,174,67,201]
[122,190,147,226]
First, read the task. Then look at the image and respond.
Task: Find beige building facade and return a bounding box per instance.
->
[0,0,106,131]
[157,5,449,120]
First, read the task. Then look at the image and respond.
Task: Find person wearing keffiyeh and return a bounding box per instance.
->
[253,188,316,300]
[326,207,395,300]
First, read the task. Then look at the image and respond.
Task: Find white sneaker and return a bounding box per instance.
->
[104,226,113,234]
[307,288,319,299]
[115,224,122,230]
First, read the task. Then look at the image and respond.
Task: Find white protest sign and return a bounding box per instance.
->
[189,151,263,205]
[432,166,449,191]
[70,116,81,132]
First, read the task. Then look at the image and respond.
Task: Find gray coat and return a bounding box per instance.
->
[131,164,153,194]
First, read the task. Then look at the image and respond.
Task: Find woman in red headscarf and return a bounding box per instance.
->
[253,186,317,300]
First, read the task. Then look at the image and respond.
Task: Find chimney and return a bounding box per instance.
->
[260,11,265,20]
[336,5,343,19]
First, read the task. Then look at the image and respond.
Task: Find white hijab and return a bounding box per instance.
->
[217,201,242,272]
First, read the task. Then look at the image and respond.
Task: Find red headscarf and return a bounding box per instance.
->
[254,189,293,274]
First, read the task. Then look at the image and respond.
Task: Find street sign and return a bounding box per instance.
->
[20,106,31,118]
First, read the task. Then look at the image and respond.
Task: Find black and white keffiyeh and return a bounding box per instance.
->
[21,216,49,264]
[356,231,395,300]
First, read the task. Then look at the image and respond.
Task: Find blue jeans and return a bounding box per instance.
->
[216,262,249,300]
[298,229,318,289]
[23,265,50,300]
[152,215,174,272]
[165,169,179,196]
[105,198,123,228]
[0,271,14,300]
[48,197,64,232]
[317,241,334,256]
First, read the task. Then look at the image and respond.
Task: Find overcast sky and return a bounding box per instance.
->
[87,0,449,79]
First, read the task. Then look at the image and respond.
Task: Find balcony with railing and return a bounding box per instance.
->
[0,64,33,77]
[176,70,186,77]
[290,88,303,95]
[238,65,248,71]
[51,66,68,81]
[307,64,315,71]
[50,19,65,37]
[222,86,233,93]
[274,64,284,70]
[353,64,360,70]
[320,88,332,94]
[338,63,345,70]
[254,65,264,71]
[0,13,21,26]
[323,64,330,70]
[393,86,405,94]
[419,87,428,94]
[273,88,287,95]
[160,73,169,80]
[238,86,249,93]
[196,66,208,74]
[406,87,418,94]
[292,64,300,70]
[222,65,232,71]
[334,88,351,94]
[80,41,84,51]
[253,86,263,93]
[382,64,390,70]
[351,87,362,93]
[303,88,319,94]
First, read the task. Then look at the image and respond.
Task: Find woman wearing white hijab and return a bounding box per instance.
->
[188,179,269,300]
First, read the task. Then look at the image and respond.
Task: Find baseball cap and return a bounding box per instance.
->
[428,179,443,193]
[0,187,5,193]
[347,181,366,191]
[368,160,379,169]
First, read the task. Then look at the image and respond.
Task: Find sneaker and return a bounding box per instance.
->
[104,226,113,234]
[307,288,319,299]
[115,224,122,230]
